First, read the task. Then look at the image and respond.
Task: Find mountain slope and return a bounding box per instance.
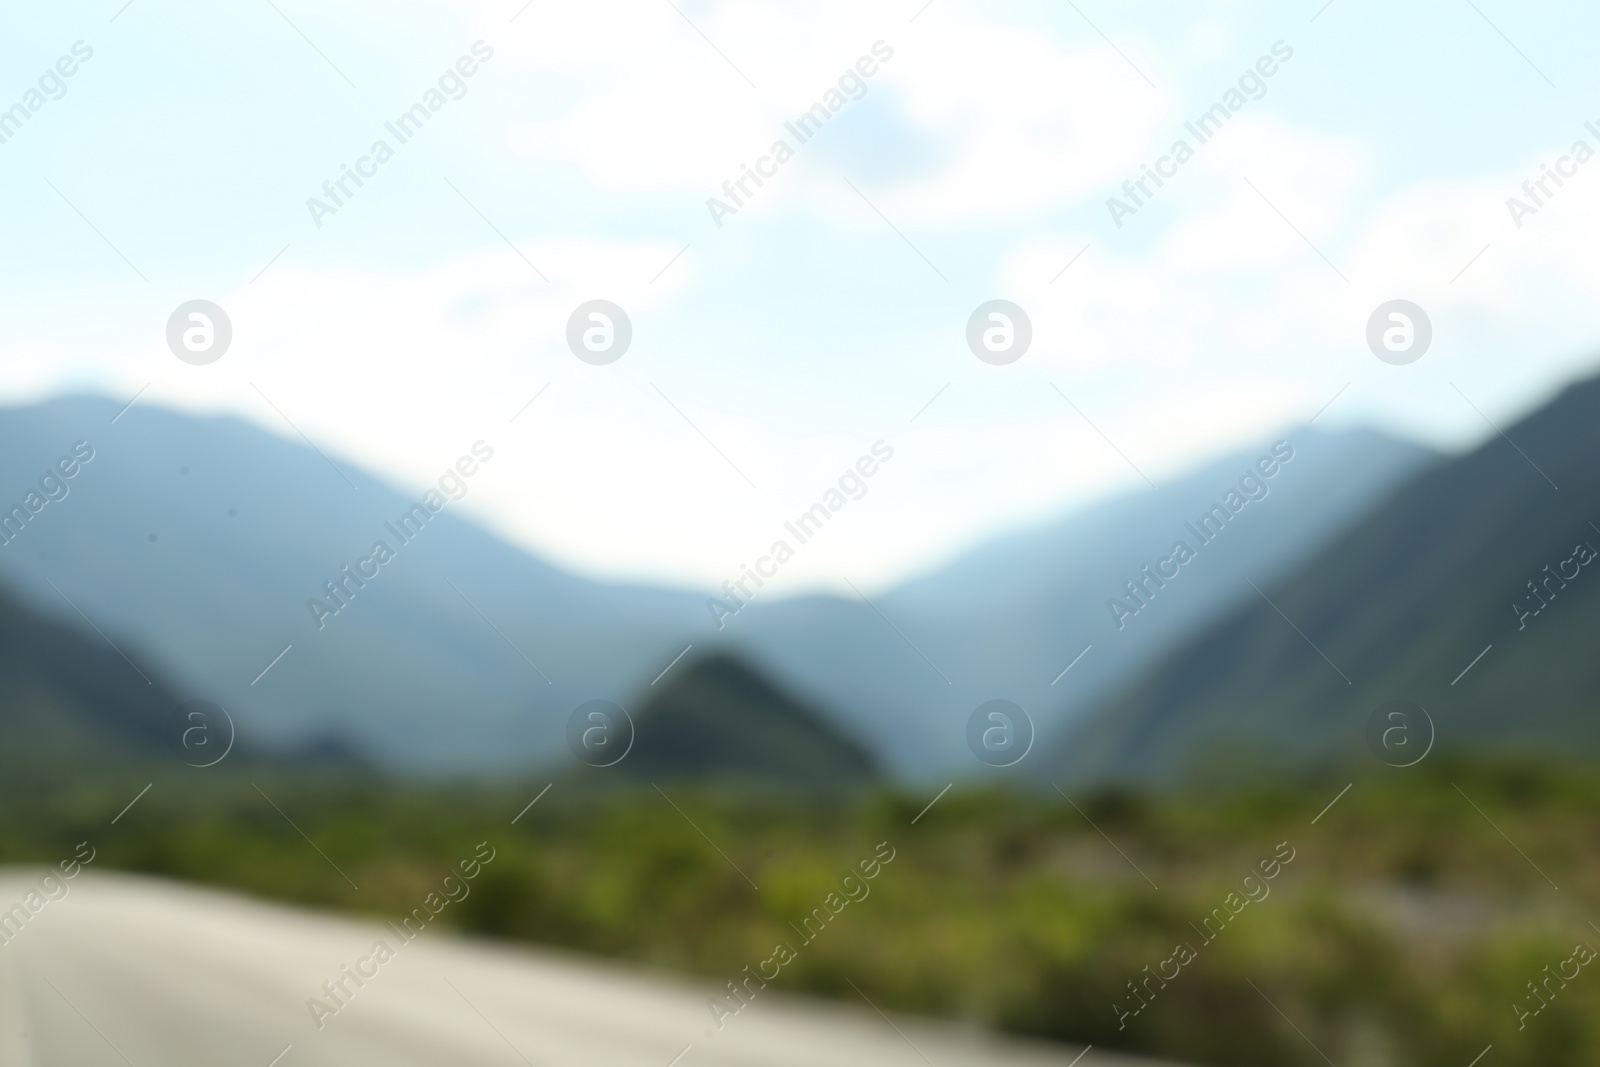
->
[0,580,187,781]
[1050,371,1600,784]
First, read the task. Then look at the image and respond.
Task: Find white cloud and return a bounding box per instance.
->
[494,0,1172,228]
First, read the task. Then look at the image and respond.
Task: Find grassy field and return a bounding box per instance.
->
[3,757,1597,1067]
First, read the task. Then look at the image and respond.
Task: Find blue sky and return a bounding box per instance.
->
[2,0,1597,593]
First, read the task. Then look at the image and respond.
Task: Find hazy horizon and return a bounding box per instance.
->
[0,374,1535,597]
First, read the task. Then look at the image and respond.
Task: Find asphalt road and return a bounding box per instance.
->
[0,870,1183,1067]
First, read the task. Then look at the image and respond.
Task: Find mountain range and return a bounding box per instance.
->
[0,394,1438,780]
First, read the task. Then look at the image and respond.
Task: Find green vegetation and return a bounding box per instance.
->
[4,757,1598,1067]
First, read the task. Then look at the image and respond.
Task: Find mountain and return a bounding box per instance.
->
[0,578,185,780]
[599,654,877,786]
[1049,371,1600,785]
[0,396,1436,779]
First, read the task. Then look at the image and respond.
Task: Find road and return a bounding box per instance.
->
[0,870,1183,1067]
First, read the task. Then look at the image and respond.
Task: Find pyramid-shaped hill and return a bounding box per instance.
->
[618,654,877,787]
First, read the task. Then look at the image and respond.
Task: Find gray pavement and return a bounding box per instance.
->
[0,870,1186,1067]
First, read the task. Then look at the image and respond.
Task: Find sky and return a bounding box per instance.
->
[2,0,1598,595]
